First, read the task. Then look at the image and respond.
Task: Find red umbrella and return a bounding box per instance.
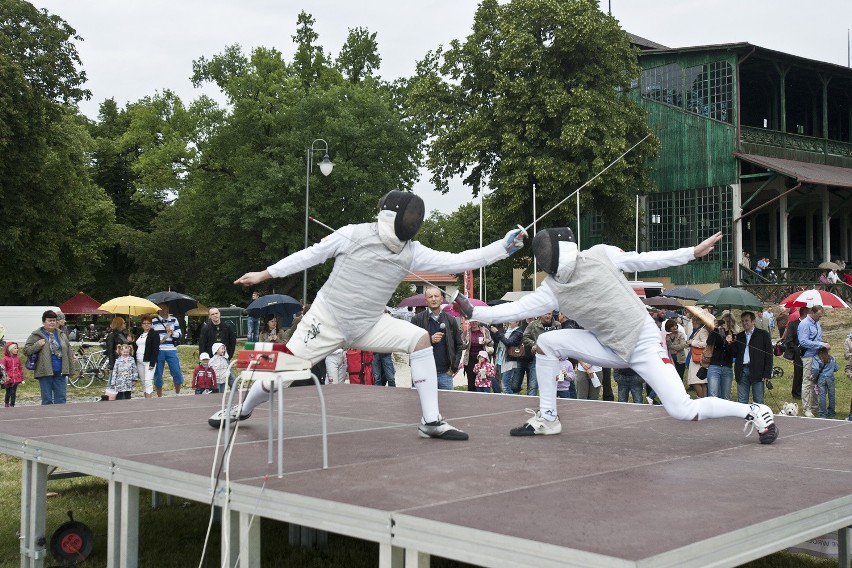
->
[59,292,110,315]
[443,298,488,317]
[779,289,849,309]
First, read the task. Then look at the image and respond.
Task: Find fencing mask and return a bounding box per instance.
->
[378,191,425,241]
[532,228,576,275]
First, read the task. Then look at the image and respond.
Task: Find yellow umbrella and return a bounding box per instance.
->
[185,303,209,317]
[99,295,161,316]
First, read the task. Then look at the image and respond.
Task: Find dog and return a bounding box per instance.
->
[779,402,799,416]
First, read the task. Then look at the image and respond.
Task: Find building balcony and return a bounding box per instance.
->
[740,126,852,168]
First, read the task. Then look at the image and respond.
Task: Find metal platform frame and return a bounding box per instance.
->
[2,387,851,568]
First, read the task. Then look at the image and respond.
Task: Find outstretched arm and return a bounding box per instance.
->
[606,232,723,273]
[410,227,526,273]
[470,284,558,324]
[234,226,353,286]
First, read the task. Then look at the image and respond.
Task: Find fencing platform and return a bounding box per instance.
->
[1,385,850,568]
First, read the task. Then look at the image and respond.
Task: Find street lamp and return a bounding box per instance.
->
[304,139,333,303]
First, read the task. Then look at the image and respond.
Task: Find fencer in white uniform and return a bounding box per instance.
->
[456,228,778,444]
[213,190,525,440]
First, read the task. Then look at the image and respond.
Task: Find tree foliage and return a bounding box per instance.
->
[405,0,657,249]
[121,13,421,305]
[0,1,117,304]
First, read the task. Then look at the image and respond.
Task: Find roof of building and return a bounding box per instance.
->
[735,153,852,189]
[638,42,852,76]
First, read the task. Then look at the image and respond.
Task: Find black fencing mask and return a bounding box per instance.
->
[378,191,425,241]
[532,228,576,275]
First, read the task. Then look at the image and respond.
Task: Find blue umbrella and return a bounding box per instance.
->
[247,294,302,327]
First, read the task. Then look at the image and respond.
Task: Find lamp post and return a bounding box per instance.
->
[304,139,333,303]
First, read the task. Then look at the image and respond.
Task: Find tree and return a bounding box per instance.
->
[336,27,381,83]
[125,15,422,306]
[405,0,657,249]
[0,1,116,303]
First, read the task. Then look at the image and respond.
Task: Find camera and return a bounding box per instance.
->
[765,379,773,390]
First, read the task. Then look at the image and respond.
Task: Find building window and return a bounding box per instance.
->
[685,61,733,123]
[589,211,603,237]
[641,60,733,124]
[640,63,682,107]
[646,186,732,266]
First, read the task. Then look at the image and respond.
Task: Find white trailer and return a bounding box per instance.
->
[0,306,61,344]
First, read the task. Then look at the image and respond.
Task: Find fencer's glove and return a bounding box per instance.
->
[503,226,527,255]
[450,290,475,319]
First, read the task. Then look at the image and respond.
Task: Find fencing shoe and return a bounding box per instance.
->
[208,404,252,429]
[743,403,778,444]
[510,409,562,436]
[418,415,469,440]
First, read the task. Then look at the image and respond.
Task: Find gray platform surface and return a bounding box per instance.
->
[1,385,850,567]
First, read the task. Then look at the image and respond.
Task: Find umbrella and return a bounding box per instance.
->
[660,286,703,301]
[146,291,198,314]
[185,303,210,317]
[486,299,510,306]
[642,296,683,309]
[779,289,849,309]
[444,297,488,317]
[247,294,302,319]
[99,296,160,316]
[501,291,533,302]
[817,261,840,271]
[696,287,763,311]
[398,294,447,308]
[59,292,110,315]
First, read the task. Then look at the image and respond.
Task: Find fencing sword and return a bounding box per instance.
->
[522,131,653,233]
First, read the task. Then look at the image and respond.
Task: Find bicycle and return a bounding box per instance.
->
[72,343,109,388]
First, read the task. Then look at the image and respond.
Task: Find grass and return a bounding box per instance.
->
[1,311,850,567]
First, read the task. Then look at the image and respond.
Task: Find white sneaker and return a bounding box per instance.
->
[208,404,252,429]
[803,409,814,418]
[743,403,778,444]
[418,415,468,440]
[510,409,562,436]
[646,396,655,405]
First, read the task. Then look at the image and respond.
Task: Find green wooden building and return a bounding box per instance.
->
[625,38,852,285]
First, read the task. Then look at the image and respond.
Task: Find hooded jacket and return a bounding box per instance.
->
[2,343,24,386]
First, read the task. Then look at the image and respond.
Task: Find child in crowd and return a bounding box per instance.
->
[2,343,24,407]
[192,352,218,394]
[812,347,838,418]
[209,342,231,394]
[472,350,495,393]
[555,358,576,399]
[110,343,139,400]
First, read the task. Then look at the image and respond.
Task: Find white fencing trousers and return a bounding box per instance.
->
[535,319,751,422]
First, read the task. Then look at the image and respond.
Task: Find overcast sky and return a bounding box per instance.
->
[33,0,851,215]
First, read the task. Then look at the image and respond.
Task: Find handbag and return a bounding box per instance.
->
[508,344,527,358]
[690,345,704,362]
[700,344,714,367]
[25,353,39,371]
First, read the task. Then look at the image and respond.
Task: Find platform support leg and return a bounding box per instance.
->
[839,525,850,568]
[20,459,48,568]
[238,512,261,568]
[108,481,139,568]
[405,549,430,568]
[378,543,404,568]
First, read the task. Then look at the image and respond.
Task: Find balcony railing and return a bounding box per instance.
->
[740,126,852,160]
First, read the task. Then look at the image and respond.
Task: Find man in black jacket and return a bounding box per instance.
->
[734,311,774,405]
[198,307,237,360]
[411,287,464,390]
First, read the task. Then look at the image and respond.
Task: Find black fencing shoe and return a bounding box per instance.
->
[208,405,252,429]
[418,415,469,440]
